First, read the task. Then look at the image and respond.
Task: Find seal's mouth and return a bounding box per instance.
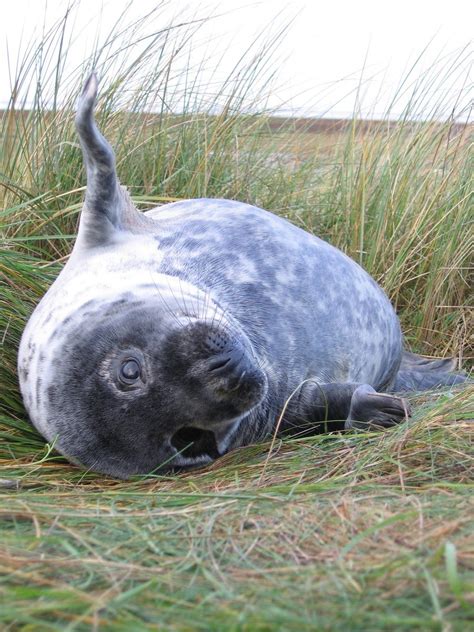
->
[171,426,220,460]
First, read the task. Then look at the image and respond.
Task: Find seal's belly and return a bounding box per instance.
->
[148,199,402,390]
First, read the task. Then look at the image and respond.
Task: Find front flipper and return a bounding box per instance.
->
[345,384,411,430]
[281,381,411,435]
[75,73,149,250]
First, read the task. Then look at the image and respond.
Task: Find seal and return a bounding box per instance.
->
[17,74,467,478]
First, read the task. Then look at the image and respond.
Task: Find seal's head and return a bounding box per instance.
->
[17,74,266,478]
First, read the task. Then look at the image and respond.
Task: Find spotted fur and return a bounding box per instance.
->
[17,74,467,478]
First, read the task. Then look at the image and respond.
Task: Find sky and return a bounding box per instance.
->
[1,0,472,119]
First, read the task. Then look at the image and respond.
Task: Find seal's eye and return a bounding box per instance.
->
[119,359,141,383]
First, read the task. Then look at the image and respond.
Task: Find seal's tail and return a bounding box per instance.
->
[391,351,470,392]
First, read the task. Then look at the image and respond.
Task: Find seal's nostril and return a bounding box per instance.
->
[208,355,232,371]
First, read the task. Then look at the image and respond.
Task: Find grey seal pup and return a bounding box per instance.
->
[17,74,466,478]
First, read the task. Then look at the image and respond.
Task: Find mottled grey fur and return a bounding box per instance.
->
[17,74,467,478]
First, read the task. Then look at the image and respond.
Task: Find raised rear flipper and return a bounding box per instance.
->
[400,350,457,372]
[392,351,469,392]
[392,370,468,392]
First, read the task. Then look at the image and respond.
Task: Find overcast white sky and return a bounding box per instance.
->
[1,0,472,119]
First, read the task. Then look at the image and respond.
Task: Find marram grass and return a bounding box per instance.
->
[1,391,473,630]
[0,3,473,630]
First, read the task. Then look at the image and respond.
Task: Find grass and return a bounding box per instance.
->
[0,2,473,630]
[1,392,473,630]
